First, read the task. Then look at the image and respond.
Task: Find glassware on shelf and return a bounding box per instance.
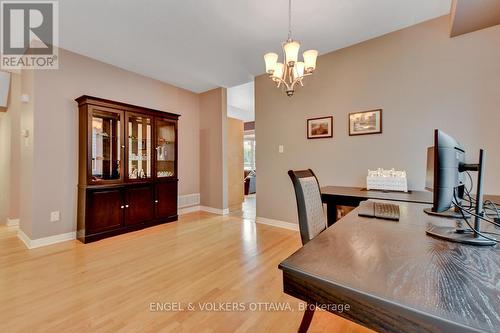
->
[157,171,174,177]
[128,115,152,180]
[156,119,176,178]
[129,168,148,179]
[91,110,122,181]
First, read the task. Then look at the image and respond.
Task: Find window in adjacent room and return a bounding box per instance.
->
[244,135,255,171]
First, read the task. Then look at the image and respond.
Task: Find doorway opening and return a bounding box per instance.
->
[227,81,255,219]
[243,125,256,219]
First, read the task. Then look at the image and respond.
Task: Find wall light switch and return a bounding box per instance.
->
[20,94,30,103]
[278,145,284,153]
[50,211,60,222]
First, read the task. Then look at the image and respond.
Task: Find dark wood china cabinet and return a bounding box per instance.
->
[76,95,179,243]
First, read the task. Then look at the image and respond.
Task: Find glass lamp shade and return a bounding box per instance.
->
[272,62,284,80]
[264,53,278,74]
[303,50,318,72]
[295,61,305,78]
[283,40,300,66]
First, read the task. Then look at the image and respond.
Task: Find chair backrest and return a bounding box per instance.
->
[288,169,327,245]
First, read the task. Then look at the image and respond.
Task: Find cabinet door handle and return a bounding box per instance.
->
[121,145,125,149]
[120,206,125,209]
[125,205,129,208]
[155,200,159,203]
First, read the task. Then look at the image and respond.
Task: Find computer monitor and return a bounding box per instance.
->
[424,129,494,246]
[424,130,466,216]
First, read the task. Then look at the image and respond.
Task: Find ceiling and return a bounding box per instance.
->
[59,0,452,93]
[450,0,500,37]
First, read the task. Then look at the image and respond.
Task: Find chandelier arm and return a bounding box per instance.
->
[283,60,289,83]
[291,77,301,90]
[274,77,292,91]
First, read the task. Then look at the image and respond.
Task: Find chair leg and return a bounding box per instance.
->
[298,304,315,333]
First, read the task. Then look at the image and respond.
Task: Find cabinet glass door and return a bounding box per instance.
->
[91,108,123,182]
[127,114,152,180]
[155,119,176,178]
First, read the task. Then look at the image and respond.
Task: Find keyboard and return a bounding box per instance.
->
[358,201,400,221]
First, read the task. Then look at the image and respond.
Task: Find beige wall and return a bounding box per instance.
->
[227,117,244,211]
[7,72,22,221]
[0,71,23,225]
[255,16,500,224]
[0,112,9,223]
[19,69,35,236]
[25,48,200,239]
[0,71,10,223]
[199,88,228,210]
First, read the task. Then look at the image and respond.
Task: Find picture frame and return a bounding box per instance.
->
[348,109,382,136]
[307,116,333,139]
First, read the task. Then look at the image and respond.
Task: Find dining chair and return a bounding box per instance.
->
[288,169,327,333]
[288,169,327,245]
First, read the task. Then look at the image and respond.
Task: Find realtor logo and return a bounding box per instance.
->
[1,1,58,69]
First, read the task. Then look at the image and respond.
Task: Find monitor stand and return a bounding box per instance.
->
[426,149,495,246]
[426,225,496,246]
[423,207,470,218]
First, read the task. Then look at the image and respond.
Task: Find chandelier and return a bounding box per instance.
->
[263,0,318,97]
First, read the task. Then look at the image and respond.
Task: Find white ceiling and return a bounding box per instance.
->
[59,0,452,93]
[227,82,254,122]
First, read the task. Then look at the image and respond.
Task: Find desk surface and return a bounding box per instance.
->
[321,185,500,207]
[279,201,500,333]
[321,185,433,204]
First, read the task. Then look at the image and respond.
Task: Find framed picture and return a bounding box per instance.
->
[307,116,333,139]
[349,109,382,136]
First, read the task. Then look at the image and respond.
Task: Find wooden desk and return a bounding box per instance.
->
[321,186,432,226]
[279,201,500,333]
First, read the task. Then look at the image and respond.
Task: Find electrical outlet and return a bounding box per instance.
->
[50,211,60,222]
[278,145,284,153]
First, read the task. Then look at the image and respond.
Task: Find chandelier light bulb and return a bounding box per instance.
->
[303,50,318,73]
[295,61,305,78]
[272,62,285,80]
[283,40,300,66]
[264,53,278,74]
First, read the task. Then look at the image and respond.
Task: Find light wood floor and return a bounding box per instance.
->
[0,211,373,333]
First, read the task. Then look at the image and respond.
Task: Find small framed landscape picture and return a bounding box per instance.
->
[307,116,333,139]
[349,109,382,136]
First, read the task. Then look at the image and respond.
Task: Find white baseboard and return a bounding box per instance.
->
[17,229,31,248]
[178,205,201,215]
[6,218,20,227]
[200,206,230,215]
[177,193,229,216]
[17,229,76,249]
[178,205,230,216]
[256,217,299,232]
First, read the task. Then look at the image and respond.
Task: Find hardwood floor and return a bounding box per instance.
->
[0,212,373,333]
